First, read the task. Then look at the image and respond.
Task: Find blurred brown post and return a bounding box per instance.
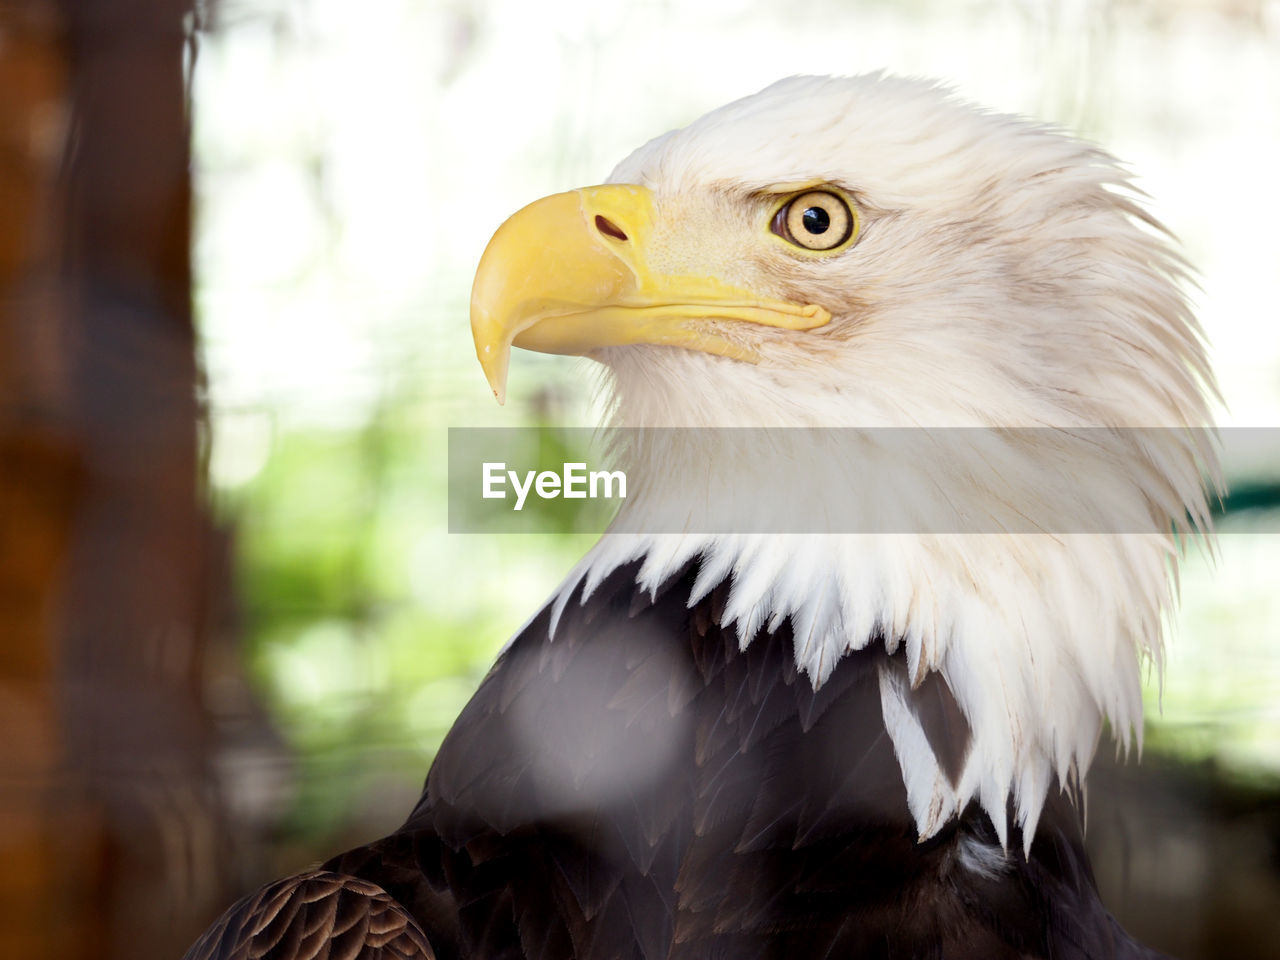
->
[0,1,234,956]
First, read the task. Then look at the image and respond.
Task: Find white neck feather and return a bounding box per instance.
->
[536,349,1212,855]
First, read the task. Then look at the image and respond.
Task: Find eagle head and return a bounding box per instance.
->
[469,74,1218,851]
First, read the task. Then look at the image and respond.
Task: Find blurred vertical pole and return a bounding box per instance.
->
[0,7,82,958]
[0,0,234,957]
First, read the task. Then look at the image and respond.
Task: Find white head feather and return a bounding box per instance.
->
[542,74,1218,853]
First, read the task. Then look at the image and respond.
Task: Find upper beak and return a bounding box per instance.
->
[469,184,830,404]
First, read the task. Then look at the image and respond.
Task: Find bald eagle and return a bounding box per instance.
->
[187,75,1215,960]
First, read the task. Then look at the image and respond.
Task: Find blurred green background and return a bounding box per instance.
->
[190,0,1280,949]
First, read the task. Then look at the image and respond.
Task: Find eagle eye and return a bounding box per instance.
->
[770,190,856,252]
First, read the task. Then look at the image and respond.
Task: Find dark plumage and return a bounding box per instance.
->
[183,870,434,959]
[188,559,1162,960]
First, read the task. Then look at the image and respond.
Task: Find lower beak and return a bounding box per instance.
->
[469,184,830,404]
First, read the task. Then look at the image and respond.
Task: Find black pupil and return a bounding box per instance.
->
[802,205,830,234]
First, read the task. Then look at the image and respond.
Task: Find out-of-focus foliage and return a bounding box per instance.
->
[1150,516,1280,780]
[216,404,594,839]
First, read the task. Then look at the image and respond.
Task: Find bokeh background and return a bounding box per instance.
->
[1,0,1278,957]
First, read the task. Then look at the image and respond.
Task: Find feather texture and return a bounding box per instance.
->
[182,870,435,960]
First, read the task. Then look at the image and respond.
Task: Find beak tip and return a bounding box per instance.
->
[473,332,511,407]
[482,366,508,406]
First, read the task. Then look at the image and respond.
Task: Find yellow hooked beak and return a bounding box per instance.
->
[470,184,831,404]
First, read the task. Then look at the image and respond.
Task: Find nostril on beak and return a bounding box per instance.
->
[594,215,628,242]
